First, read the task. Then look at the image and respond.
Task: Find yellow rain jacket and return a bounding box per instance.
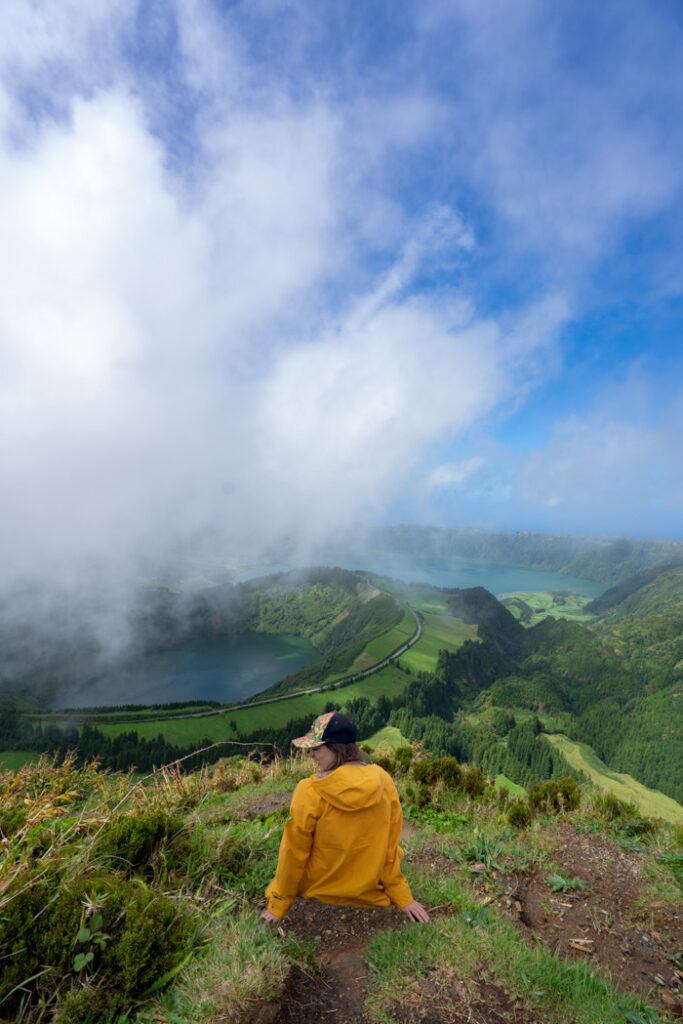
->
[265,763,413,918]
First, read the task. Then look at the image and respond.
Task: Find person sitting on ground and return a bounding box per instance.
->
[262,711,430,924]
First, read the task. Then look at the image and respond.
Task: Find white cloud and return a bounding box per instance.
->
[0,10,568,634]
[427,457,485,489]
[516,378,683,533]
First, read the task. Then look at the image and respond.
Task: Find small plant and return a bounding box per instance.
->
[73,909,110,972]
[545,872,587,893]
[656,851,683,893]
[462,832,507,870]
[620,1008,660,1024]
[458,904,494,929]
[393,745,413,769]
[91,810,184,874]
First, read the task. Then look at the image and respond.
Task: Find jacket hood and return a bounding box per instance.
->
[312,764,383,811]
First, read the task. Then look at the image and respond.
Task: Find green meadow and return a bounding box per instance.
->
[0,750,38,771]
[364,725,410,750]
[97,663,412,746]
[501,591,595,626]
[547,733,683,823]
[344,606,417,672]
[400,611,477,673]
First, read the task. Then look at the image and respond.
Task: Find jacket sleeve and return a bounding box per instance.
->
[265,779,319,918]
[379,774,414,909]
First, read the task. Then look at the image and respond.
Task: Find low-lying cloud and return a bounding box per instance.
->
[1,1,681,678]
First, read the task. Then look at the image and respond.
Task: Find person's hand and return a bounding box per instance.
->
[400,900,430,923]
[261,909,281,923]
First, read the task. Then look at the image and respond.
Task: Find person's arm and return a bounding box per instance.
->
[380,774,430,923]
[263,780,318,919]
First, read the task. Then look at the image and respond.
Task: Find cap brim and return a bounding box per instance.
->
[291,735,320,749]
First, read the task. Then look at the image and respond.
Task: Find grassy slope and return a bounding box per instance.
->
[501,591,595,626]
[364,726,410,750]
[494,773,527,797]
[401,611,477,673]
[3,753,680,1024]
[546,733,683,824]
[342,606,416,673]
[0,750,37,770]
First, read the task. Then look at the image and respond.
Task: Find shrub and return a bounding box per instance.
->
[617,816,656,837]
[216,835,251,882]
[0,870,195,1021]
[529,776,580,814]
[373,754,396,774]
[412,756,461,788]
[507,799,532,829]
[91,810,184,874]
[592,792,637,821]
[393,745,413,769]
[460,765,485,798]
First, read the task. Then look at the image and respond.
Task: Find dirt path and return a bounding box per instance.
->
[273,901,406,1023]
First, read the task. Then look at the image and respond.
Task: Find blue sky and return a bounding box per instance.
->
[1,0,682,600]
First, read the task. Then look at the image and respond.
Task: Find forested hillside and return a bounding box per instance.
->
[358,524,683,583]
[3,567,682,808]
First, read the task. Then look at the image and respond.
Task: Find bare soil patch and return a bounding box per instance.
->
[271,901,406,1023]
[231,790,292,819]
[496,824,683,1014]
[387,964,546,1024]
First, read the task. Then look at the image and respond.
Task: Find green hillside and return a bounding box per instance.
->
[3,567,683,810]
[586,563,683,617]
[501,591,595,626]
[1,751,681,1024]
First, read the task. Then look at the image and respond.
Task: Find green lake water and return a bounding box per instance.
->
[53,633,318,710]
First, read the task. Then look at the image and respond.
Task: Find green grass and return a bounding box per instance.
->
[365,893,658,1024]
[96,664,412,746]
[400,612,477,674]
[547,733,683,824]
[501,591,596,627]
[0,750,39,770]
[364,726,410,750]
[494,773,527,797]
[344,607,417,673]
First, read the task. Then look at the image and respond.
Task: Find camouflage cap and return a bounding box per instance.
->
[292,711,357,748]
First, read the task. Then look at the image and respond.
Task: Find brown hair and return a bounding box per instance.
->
[323,742,367,769]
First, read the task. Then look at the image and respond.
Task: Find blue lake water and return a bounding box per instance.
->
[53,633,319,710]
[55,558,604,710]
[238,555,606,598]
